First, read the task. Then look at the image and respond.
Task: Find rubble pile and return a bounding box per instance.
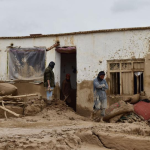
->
[118,112,144,123]
[103,94,149,124]
[47,99,73,112]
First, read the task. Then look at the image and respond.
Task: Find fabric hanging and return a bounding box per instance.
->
[8,47,46,80]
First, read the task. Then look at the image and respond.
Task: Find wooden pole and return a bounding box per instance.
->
[0,93,38,101]
[2,101,7,120]
[0,106,20,117]
[0,101,24,104]
[46,41,60,51]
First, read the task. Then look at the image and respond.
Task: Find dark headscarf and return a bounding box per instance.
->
[97,71,105,81]
[49,61,55,69]
[66,74,71,78]
[66,74,71,82]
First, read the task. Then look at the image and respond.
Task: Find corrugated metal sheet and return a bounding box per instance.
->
[0,26,150,39]
[122,72,132,95]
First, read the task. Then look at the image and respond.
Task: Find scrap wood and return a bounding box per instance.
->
[0,106,20,117]
[0,93,38,101]
[46,41,60,51]
[0,101,25,104]
[63,95,69,102]
[2,101,7,120]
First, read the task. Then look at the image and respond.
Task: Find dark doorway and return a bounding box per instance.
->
[60,53,77,111]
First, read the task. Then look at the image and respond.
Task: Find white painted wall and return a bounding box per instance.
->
[1,30,150,82]
[0,29,150,112]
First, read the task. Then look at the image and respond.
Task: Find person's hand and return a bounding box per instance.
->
[101,84,105,87]
[48,85,51,90]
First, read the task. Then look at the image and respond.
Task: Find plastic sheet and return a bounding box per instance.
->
[8,47,46,80]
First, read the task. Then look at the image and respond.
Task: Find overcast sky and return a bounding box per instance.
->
[0,0,150,37]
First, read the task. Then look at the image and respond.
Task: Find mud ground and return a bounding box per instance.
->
[0,100,150,150]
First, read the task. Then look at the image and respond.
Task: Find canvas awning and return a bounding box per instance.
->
[55,46,76,54]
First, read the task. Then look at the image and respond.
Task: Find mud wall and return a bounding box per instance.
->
[14,82,46,98]
[77,80,93,116]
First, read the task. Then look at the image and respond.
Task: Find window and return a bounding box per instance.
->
[108,59,144,95]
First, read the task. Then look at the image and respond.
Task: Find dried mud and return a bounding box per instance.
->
[0,100,150,150]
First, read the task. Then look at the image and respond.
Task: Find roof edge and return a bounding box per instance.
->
[0,26,150,39]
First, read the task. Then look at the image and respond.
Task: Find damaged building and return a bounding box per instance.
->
[0,26,150,116]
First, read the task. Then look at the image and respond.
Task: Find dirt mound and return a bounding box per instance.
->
[47,99,74,112]
[0,99,150,150]
[24,99,46,116]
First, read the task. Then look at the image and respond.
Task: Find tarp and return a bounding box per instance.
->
[8,47,46,80]
[134,101,150,120]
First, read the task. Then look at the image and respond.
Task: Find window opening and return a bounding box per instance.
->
[134,72,144,94]
[110,72,120,95]
[108,60,144,95]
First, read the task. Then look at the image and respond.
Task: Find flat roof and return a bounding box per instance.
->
[0,26,150,39]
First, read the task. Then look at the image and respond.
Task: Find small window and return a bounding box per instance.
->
[110,72,120,95]
[133,62,144,69]
[121,63,132,70]
[108,59,144,95]
[110,63,120,70]
[134,72,144,94]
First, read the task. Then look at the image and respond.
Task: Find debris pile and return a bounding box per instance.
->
[0,93,47,119]
[103,94,150,123]
[118,112,144,123]
[47,99,73,112]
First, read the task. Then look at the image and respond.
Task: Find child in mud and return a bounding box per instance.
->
[91,71,108,122]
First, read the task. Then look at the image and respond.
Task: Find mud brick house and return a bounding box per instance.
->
[0,26,150,116]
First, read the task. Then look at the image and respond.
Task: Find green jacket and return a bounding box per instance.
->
[44,66,55,87]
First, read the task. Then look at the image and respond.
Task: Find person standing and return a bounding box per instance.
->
[62,74,72,106]
[44,61,55,102]
[92,71,108,122]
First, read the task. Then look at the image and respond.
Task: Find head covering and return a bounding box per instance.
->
[97,71,105,81]
[66,74,71,82]
[98,71,105,76]
[49,61,55,69]
[66,74,71,78]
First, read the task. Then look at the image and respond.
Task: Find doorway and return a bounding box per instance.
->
[60,53,77,111]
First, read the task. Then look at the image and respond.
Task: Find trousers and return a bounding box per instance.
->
[46,87,54,100]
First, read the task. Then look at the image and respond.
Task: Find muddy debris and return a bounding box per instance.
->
[0,99,150,150]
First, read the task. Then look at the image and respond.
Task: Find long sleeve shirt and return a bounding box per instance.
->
[93,78,108,100]
[44,66,55,87]
[62,80,72,96]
